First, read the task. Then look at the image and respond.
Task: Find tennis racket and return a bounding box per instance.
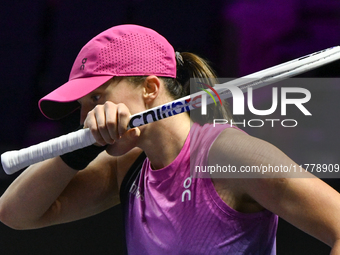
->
[2,46,340,174]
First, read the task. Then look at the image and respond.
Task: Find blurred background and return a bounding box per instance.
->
[0,0,340,254]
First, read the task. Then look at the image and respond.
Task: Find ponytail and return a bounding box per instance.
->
[170,52,233,125]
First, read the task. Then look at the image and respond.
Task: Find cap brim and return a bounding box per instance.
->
[39,75,113,120]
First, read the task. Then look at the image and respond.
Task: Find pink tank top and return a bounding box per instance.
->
[125,123,278,254]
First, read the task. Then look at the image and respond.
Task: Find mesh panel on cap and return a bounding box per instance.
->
[94,33,169,75]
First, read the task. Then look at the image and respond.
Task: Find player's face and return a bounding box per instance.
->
[77,77,145,124]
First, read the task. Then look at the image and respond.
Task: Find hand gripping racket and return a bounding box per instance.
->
[2,46,340,174]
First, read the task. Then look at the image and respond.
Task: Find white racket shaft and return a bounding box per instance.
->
[2,46,340,174]
[128,46,340,127]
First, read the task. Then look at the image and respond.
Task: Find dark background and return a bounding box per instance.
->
[1,0,340,254]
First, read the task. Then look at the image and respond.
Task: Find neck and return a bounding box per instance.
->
[138,113,191,170]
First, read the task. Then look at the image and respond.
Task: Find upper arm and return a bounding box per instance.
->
[209,128,340,247]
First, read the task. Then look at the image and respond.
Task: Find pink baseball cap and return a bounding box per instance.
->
[39,24,176,119]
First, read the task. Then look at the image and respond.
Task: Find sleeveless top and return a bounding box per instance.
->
[123,123,278,254]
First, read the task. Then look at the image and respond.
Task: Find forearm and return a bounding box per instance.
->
[0,156,77,229]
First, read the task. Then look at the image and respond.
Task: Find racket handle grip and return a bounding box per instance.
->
[1,128,96,175]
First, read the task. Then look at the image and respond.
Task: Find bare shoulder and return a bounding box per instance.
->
[210,127,275,159]
[208,127,299,213]
[209,127,294,175]
[207,128,263,213]
[209,129,340,247]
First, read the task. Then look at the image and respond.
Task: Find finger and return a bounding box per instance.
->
[116,103,131,137]
[84,109,107,146]
[104,101,119,141]
[94,104,115,145]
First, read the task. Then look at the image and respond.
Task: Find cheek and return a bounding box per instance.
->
[124,95,146,115]
[107,91,145,115]
[80,104,94,124]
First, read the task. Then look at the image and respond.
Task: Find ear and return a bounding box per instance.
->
[142,75,161,106]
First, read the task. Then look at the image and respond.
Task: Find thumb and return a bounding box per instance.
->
[105,127,141,156]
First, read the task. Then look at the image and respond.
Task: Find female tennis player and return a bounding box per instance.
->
[1,24,340,255]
